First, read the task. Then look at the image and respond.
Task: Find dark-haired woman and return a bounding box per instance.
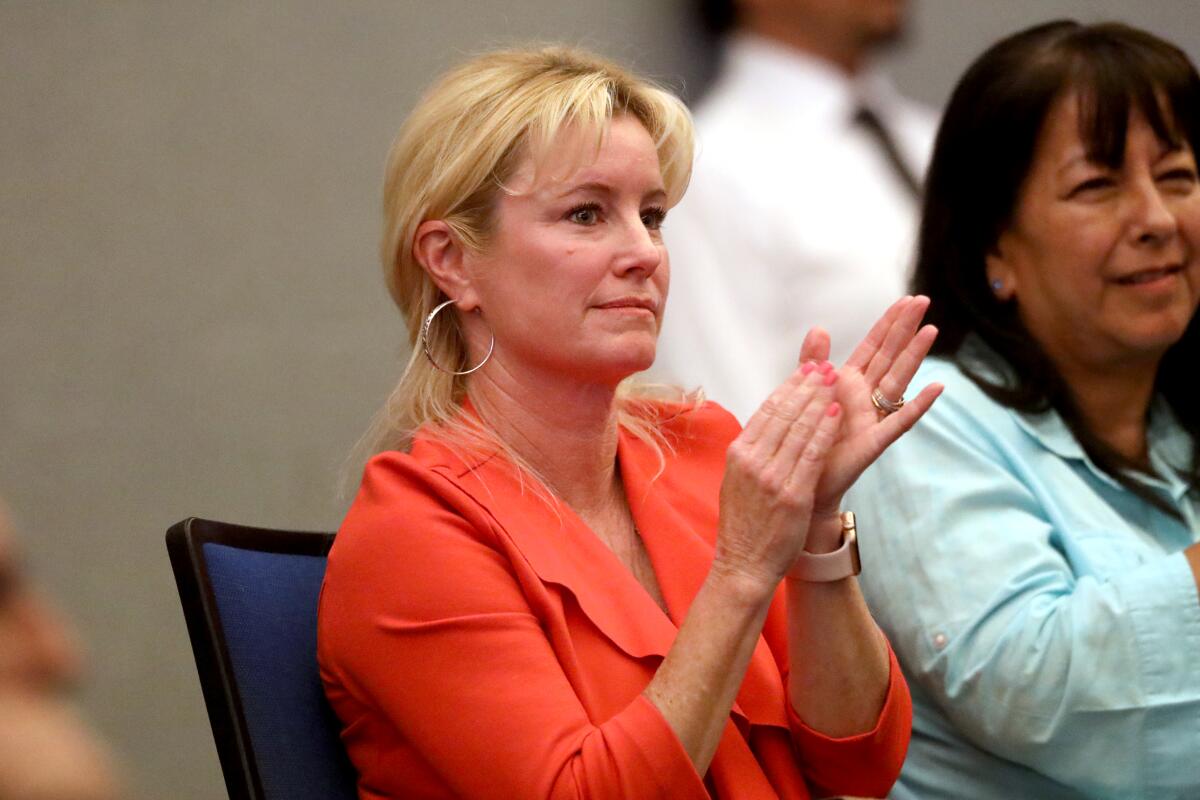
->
[846,20,1200,800]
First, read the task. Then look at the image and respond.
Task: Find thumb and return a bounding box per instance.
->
[798,327,831,366]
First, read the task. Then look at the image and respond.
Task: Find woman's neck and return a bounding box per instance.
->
[466,360,625,516]
[1058,356,1159,466]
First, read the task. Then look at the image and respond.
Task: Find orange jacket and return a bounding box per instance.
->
[318,402,911,799]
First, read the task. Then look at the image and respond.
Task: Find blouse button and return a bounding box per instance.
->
[932,632,948,650]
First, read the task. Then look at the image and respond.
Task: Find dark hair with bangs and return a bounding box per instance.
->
[913,20,1200,511]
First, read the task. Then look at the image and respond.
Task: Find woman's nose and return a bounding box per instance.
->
[1128,180,1179,245]
[614,217,662,276]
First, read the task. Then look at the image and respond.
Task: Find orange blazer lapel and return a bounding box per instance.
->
[416,436,681,663]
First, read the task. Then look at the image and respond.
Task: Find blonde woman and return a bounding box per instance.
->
[318,46,941,799]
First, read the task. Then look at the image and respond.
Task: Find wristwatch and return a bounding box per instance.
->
[789,511,862,582]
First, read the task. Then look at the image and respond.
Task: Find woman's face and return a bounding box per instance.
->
[988,92,1200,376]
[461,115,669,386]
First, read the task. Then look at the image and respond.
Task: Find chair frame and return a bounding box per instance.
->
[166,516,337,800]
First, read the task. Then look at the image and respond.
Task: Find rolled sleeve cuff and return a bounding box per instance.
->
[1126,550,1200,704]
[787,645,912,798]
[606,694,710,800]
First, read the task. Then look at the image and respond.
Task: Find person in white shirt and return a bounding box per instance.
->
[655,0,937,421]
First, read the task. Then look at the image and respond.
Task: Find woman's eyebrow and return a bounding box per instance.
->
[551,180,614,199]
[547,180,667,202]
[1055,152,1094,177]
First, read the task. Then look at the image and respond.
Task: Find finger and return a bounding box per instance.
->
[844,296,911,371]
[797,326,831,366]
[864,295,929,387]
[771,369,838,465]
[740,364,807,445]
[740,364,824,452]
[870,382,944,455]
[784,397,843,492]
[876,324,938,404]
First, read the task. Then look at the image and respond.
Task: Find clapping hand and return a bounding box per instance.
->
[713,296,941,590]
[714,359,845,591]
[801,296,943,528]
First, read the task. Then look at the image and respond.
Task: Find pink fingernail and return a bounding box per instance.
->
[801,361,815,375]
[817,360,833,374]
[823,370,838,386]
[827,402,841,417]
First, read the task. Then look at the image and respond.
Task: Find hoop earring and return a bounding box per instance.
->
[420,299,495,376]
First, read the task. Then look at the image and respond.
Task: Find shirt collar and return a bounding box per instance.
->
[1010,406,1090,462]
[1011,401,1194,502]
[960,339,1193,501]
[718,33,901,125]
[1146,398,1195,502]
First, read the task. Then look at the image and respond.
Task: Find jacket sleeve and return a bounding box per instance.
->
[317,456,709,800]
[847,383,1200,798]
[785,644,912,799]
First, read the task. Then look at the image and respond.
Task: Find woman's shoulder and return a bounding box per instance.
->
[617,398,740,484]
[634,397,742,450]
[881,353,1042,467]
[913,352,985,391]
[658,398,741,435]
[336,446,488,550]
[915,352,1017,425]
[338,451,436,539]
[355,446,454,498]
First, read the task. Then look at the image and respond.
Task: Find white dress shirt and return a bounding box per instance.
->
[654,35,938,421]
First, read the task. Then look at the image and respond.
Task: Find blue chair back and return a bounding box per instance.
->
[167,517,358,800]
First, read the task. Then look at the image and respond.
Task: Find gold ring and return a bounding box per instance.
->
[871,388,905,416]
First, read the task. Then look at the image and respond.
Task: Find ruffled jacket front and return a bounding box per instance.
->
[318,401,911,799]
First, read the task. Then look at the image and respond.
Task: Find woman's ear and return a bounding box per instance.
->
[413,220,482,312]
[985,237,1017,302]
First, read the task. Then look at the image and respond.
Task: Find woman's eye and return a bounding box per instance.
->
[1158,167,1198,188]
[567,204,601,225]
[1069,176,1115,197]
[641,206,667,230]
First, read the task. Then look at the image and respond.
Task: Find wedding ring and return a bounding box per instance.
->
[871,388,905,416]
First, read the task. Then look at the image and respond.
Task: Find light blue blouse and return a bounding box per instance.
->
[847,346,1200,800]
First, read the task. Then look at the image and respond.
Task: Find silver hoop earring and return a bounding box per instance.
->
[420,299,495,376]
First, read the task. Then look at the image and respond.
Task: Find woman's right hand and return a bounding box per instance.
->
[713,364,844,596]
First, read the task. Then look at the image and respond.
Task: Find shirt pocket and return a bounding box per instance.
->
[1063,528,1153,581]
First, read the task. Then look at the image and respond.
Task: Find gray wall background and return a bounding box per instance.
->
[3,2,1197,798]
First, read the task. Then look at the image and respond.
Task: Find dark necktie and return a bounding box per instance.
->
[853,105,922,200]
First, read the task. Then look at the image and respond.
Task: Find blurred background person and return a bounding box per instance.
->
[654,0,937,420]
[848,21,1200,799]
[0,499,122,800]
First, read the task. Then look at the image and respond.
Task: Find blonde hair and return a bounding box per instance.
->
[360,45,697,471]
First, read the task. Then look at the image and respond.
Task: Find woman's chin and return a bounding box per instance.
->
[624,343,659,375]
[584,345,658,386]
[1112,313,1194,359]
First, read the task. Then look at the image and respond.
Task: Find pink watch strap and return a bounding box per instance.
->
[789,511,862,582]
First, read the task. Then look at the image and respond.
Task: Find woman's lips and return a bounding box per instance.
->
[595,297,658,313]
[1115,265,1182,286]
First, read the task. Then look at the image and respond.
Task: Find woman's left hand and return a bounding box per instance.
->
[799,296,943,527]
